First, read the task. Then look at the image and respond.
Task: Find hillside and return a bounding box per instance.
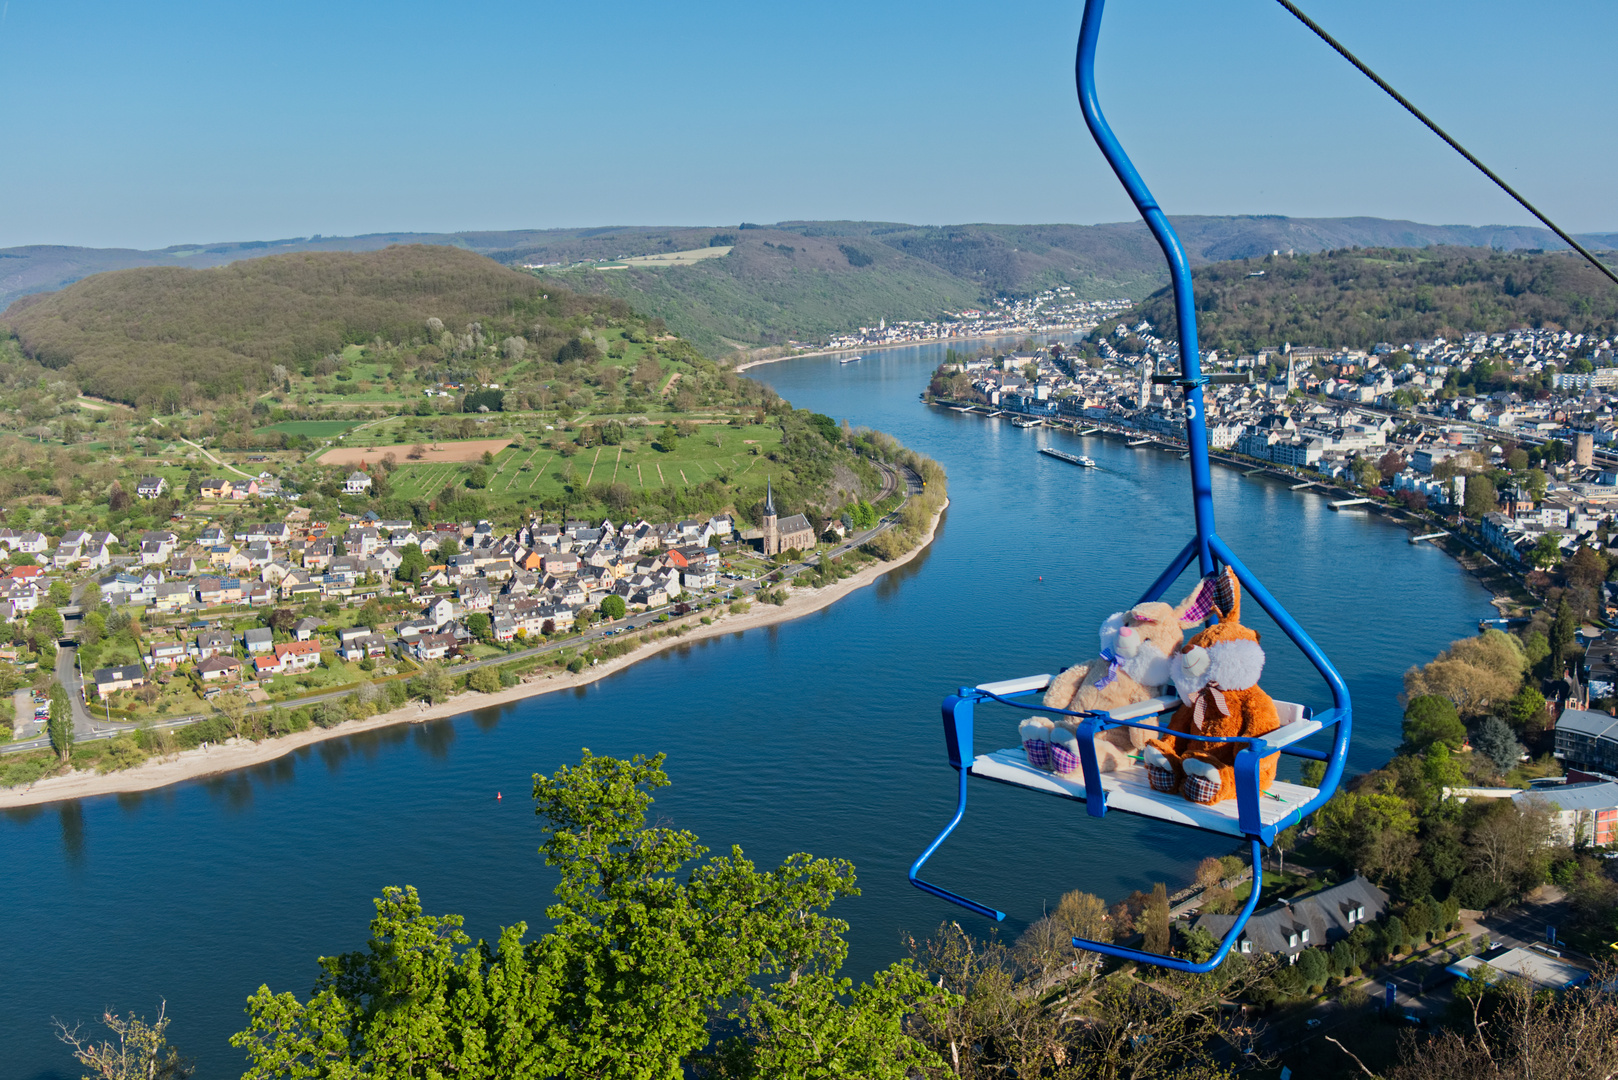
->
[7,217,1618,357]
[1115,246,1618,355]
[1,246,624,408]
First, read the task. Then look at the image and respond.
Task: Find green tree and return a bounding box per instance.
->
[467,667,500,693]
[232,752,950,1079]
[1521,629,1551,675]
[1505,685,1547,731]
[1474,714,1524,771]
[30,604,64,643]
[408,661,455,704]
[1463,473,1498,517]
[396,542,428,583]
[1140,881,1170,955]
[465,466,489,489]
[1317,791,1418,881]
[1296,947,1329,992]
[1384,914,1407,957]
[356,598,385,630]
[1351,456,1380,488]
[1528,533,1562,570]
[47,681,73,762]
[1403,694,1467,752]
[1551,599,1577,675]
[48,579,72,607]
[599,594,626,620]
[1329,939,1355,977]
[657,423,679,453]
[465,611,492,643]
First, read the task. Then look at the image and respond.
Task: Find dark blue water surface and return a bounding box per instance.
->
[1,339,1495,1078]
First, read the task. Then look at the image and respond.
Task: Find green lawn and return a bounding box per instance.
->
[255,419,368,438]
[381,425,783,508]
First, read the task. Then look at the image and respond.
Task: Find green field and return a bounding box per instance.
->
[254,420,368,438]
[383,425,784,506]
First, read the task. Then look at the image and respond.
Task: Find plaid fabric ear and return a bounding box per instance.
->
[1178,567,1242,626]
[1214,566,1240,621]
[1178,575,1219,626]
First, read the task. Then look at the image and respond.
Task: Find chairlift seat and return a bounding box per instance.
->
[967,676,1320,836]
[969,751,1318,837]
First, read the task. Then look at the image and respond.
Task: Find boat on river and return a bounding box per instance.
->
[840,355,862,365]
[1011,417,1043,429]
[1039,447,1096,467]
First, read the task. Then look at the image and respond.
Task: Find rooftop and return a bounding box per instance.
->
[1447,947,1588,991]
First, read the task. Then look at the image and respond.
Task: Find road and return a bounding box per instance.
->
[181,437,257,480]
[1,463,928,756]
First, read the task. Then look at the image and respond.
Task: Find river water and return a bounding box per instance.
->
[0,338,1495,1079]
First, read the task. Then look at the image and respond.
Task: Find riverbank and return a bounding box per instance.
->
[0,500,948,810]
[931,400,1534,614]
[733,326,1094,373]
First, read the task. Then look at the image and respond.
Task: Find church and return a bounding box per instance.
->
[759,479,815,556]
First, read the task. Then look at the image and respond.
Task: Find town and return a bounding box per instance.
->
[927,318,1618,572]
[816,289,1133,351]
[0,486,910,753]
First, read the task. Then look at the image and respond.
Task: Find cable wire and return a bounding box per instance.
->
[1274,0,1618,289]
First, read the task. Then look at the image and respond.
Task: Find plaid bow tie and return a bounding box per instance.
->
[1094,647,1123,689]
[1190,683,1229,731]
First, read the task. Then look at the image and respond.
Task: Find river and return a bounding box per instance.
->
[0,337,1496,1079]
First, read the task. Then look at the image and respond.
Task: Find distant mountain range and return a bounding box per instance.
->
[5,217,1615,355]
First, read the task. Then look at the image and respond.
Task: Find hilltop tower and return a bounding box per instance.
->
[761,477,779,555]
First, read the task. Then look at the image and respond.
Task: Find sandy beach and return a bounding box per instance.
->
[0,501,947,810]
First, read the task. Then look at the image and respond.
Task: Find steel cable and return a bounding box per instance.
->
[1275,0,1618,289]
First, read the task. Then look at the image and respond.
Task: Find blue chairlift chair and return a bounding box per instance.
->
[908,0,1354,974]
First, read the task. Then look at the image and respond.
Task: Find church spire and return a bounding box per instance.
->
[765,477,775,516]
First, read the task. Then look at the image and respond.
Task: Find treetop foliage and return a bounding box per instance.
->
[3,245,631,409]
[1123,246,1618,355]
[231,751,954,1080]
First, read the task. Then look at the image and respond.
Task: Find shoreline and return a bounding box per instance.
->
[939,403,1528,614]
[733,326,1095,373]
[0,500,948,810]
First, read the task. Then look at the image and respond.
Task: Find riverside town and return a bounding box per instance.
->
[9,0,1618,1073]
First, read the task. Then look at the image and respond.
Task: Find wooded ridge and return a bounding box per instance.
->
[1114,247,1618,355]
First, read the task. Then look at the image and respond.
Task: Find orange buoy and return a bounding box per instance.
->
[496,792,502,800]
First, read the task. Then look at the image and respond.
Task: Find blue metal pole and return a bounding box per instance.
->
[1077,0,1216,575]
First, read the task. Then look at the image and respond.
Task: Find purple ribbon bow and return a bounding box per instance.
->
[1093,647,1123,689]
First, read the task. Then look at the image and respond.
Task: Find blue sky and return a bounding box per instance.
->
[2,0,1614,249]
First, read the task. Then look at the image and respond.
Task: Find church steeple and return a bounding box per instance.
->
[761,477,779,555]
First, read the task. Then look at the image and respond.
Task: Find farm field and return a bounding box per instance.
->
[382,425,785,507]
[317,438,513,467]
[255,420,367,439]
[620,246,732,266]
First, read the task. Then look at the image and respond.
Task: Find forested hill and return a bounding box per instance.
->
[0,245,631,407]
[7,216,1618,358]
[1116,247,1618,355]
